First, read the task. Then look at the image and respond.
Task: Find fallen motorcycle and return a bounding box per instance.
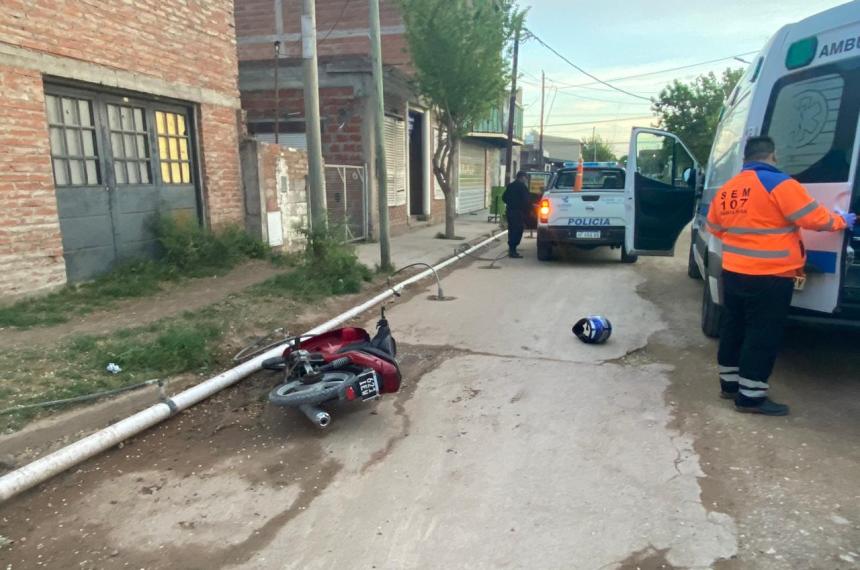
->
[263,307,401,428]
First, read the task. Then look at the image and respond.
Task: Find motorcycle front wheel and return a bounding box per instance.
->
[268,370,356,407]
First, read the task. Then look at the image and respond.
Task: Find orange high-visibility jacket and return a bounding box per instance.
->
[706,162,846,276]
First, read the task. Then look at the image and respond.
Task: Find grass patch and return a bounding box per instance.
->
[86,322,222,376]
[252,229,372,300]
[0,261,169,328]
[156,216,268,275]
[0,317,226,432]
[0,217,269,329]
[0,227,380,432]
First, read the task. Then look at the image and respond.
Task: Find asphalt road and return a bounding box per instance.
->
[1,233,858,569]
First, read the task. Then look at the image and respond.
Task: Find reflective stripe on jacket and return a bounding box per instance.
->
[706,162,846,276]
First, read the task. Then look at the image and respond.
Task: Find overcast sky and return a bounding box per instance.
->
[517,0,849,152]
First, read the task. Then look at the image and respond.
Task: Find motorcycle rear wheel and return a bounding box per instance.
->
[268,370,356,407]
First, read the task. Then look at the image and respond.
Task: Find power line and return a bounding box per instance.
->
[544,86,654,105]
[526,30,652,101]
[552,50,759,90]
[545,87,559,123]
[319,0,352,43]
[525,115,655,128]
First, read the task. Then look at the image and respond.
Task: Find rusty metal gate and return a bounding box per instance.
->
[324,164,367,242]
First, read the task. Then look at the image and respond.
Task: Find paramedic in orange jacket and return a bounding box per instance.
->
[706,136,856,416]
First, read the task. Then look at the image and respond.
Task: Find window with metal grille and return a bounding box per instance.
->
[45,95,100,186]
[155,111,192,184]
[108,104,151,184]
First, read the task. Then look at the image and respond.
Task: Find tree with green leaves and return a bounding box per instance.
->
[400,0,525,238]
[581,134,617,162]
[652,68,744,164]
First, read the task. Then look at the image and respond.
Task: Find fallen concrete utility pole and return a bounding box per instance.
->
[0,231,508,503]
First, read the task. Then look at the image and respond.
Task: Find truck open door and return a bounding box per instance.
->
[624,128,700,256]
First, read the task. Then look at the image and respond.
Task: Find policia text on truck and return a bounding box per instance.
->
[706,137,856,416]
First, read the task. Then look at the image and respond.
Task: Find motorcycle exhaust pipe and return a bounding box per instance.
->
[299,404,331,429]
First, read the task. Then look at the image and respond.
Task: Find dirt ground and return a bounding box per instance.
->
[0,260,283,351]
[636,244,860,569]
[0,340,454,569]
[0,233,858,569]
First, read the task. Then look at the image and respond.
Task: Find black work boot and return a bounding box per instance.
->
[735,398,790,416]
[509,249,523,259]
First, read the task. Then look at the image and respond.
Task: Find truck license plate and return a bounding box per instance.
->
[576,231,601,239]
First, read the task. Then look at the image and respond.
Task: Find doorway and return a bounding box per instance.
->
[45,84,199,282]
[408,111,425,216]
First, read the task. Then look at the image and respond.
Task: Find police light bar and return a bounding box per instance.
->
[561,161,619,168]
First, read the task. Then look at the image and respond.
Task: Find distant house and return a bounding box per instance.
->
[234,0,524,237]
[543,135,582,169]
[0,1,244,297]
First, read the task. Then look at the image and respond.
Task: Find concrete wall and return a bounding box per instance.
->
[0,0,244,297]
[241,139,309,251]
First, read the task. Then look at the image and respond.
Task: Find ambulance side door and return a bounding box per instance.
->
[624,128,700,256]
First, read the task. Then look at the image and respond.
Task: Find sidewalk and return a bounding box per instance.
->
[356,211,503,269]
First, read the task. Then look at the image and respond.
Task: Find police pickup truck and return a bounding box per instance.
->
[536,162,636,262]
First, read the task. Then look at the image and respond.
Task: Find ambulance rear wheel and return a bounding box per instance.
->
[701,277,722,339]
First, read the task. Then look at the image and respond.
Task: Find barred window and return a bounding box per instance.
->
[46,95,100,186]
[155,111,192,184]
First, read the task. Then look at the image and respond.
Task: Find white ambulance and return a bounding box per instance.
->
[619,1,860,337]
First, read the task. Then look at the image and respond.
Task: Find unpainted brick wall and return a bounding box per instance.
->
[243,87,365,166]
[0,65,66,297]
[236,0,410,70]
[0,0,244,295]
[199,104,245,228]
[1,0,240,98]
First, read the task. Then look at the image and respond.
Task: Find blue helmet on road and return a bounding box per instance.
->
[572,316,612,344]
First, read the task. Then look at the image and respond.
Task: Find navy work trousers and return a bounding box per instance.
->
[507,209,525,252]
[717,270,794,406]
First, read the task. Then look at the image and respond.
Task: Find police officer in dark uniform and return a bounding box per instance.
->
[503,171,530,258]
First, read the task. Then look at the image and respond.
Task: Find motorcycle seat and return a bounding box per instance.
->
[337,342,397,365]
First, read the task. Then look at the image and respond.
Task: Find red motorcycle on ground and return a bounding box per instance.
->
[263,307,401,428]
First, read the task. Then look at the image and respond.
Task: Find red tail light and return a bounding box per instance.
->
[345,386,357,401]
[538,199,551,223]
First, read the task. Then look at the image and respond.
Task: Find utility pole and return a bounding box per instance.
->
[592,126,597,162]
[538,70,545,171]
[504,24,520,185]
[273,41,281,144]
[369,0,391,270]
[301,0,327,232]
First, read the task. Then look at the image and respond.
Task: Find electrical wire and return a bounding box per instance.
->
[551,50,759,90]
[319,0,353,43]
[0,379,165,415]
[526,30,652,101]
[544,86,654,106]
[545,87,559,123]
[525,115,656,129]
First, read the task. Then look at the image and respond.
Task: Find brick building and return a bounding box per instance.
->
[0,1,244,297]
[235,0,523,238]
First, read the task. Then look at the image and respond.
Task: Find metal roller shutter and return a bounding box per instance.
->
[457,142,486,213]
[384,116,407,207]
